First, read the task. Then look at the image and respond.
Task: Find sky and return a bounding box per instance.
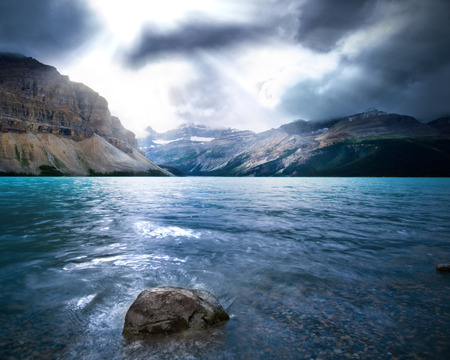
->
[1,0,449,136]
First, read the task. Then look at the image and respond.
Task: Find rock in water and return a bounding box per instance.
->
[436,263,450,273]
[122,287,229,339]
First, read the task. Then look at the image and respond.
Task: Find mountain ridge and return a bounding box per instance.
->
[139,109,450,177]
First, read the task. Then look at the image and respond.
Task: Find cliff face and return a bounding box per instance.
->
[0,54,170,176]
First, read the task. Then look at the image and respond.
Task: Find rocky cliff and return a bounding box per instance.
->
[139,110,450,177]
[0,54,170,176]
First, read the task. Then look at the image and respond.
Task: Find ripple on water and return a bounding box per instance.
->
[134,221,201,239]
[63,253,187,272]
[67,294,97,311]
[0,177,449,359]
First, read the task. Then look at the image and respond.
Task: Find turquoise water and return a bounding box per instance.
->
[0,177,449,359]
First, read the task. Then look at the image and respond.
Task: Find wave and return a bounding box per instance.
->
[134,221,201,239]
[63,253,186,272]
[67,294,96,310]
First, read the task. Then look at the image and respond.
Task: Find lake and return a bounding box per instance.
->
[0,177,449,359]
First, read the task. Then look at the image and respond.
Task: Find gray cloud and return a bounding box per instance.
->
[355,2,450,79]
[126,0,450,124]
[280,0,450,121]
[169,71,225,124]
[294,0,376,52]
[1,0,448,128]
[125,20,269,67]
[169,60,277,131]
[0,0,98,61]
[169,61,244,125]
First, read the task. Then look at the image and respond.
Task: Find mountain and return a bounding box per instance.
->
[139,124,256,174]
[0,54,170,176]
[138,109,450,177]
[428,116,450,134]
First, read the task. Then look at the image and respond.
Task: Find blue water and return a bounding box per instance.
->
[0,177,449,359]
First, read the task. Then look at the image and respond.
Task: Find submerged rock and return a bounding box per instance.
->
[122,286,229,339]
[436,263,450,273]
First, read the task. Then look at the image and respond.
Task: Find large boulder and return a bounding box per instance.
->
[436,263,450,273]
[122,286,229,339]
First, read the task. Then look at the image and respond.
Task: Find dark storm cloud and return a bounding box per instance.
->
[125,20,269,67]
[123,0,450,123]
[354,3,450,81]
[0,0,98,61]
[281,0,450,121]
[294,0,376,52]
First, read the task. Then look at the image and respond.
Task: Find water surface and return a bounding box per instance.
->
[0,177,449,359]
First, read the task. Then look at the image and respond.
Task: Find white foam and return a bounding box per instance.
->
[67,294,96,310]
[134,221,201,239]
[63,255,123,270]
[63,253,186,272]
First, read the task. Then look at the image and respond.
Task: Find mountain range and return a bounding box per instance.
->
[0,54,169,176]
[2,54,448,177]
[139,109,450,176]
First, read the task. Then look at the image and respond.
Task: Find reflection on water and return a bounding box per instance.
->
[134,221,201,239]
[0,177,449,359]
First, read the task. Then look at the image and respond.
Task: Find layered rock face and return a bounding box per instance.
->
[0,54,169,176]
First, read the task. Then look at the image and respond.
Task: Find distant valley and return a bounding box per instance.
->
[139,109,450,177]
